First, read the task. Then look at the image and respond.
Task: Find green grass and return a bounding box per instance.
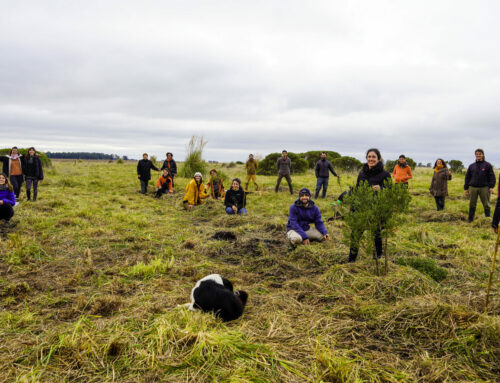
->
[0,160,498,382]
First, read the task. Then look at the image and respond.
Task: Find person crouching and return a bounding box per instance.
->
[224,178,247,214]
[286,188,330,246]
[183,172,209,211]
[155,169,173,198]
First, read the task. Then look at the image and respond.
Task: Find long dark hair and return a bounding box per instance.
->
[26,147,36,159]
[0,173,13,192]
[433,159,447,169]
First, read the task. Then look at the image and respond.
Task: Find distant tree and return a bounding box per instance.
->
[46,152,117,160]
[417,162,423,167]
[122,155,129,161]
[426,163,432,168]
[299,150,341,169]
[256,152,308,175]
[179,136,208,177]
[1,148,52,167]
[331,156,362,173]
[448,160,464,173]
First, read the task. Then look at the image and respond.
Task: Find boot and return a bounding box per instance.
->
[348,248,358,263]
[485,207,491,217]
[467,207,476,223]
[26,190,31,201]
[244,183,249,191]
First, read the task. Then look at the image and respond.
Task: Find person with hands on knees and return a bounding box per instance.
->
[286,188,329,246]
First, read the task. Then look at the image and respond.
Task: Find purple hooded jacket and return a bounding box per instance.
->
[0,188,16,206]
[286,199,327,240]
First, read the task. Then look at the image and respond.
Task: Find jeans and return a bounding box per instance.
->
[315,177,329,198]
[225,207,247,214]
[26,178,39,200]
[140,179,148,194]
[275,174,293,194]
[10,175,23,198]
[434,196,445,211]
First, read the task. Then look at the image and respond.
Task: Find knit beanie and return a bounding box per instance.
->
[299,188,311,197]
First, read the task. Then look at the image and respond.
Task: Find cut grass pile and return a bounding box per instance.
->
[0,160,498,382]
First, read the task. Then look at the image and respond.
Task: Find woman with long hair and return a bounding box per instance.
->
[429,159,452,211]
[22,147,44,201]
[0,147,24,200]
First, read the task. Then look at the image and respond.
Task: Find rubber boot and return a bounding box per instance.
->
[485,207,491,217]
[26,190,31,201]
[348,248,358,263]
[467,207,476,223]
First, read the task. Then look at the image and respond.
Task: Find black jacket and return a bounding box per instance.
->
[161,159,177,176]
[356,162,391,189]
[464,160,496,189]
[137,159,159,181]
[22,156,44,180]
[224,188,246,210]
[315,159,338,178]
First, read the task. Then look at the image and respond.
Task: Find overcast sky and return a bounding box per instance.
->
[1,0,499,165]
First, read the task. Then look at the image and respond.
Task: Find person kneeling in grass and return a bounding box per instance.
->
[0,173,16,228]
[155,168,173,198]
[183,172,209,211]
[286,188,329,246]
[224,178,247,214]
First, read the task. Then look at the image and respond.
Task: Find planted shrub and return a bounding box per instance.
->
[395,256,449,282]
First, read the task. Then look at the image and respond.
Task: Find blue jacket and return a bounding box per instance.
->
[0,189,16,206]
[286,199,327,240]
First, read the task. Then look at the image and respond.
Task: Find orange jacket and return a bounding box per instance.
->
[156,174,173,192]
[392,164,413,184]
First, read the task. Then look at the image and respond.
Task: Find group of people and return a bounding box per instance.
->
[0,147,44,228]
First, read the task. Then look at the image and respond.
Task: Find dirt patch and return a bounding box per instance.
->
[211,231,237,241]
[89,296,122,316]
[182,240,196,249]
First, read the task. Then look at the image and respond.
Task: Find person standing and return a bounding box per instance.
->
[137,153,159,194]
[183,172,210,210]
[22,147,44,201]
[0,147,24,200]
[392,154,413,187]
[275,150,293,195]
[224,178,247,214]
[244,154,259,191]
[0,173,16,228]
[464,149,496,222]
[314,152,339,199]
[348,148,391,262]
[429,159,452,211]
[286,188,329,246]
[161,152,177,188]
[206,169,225,200]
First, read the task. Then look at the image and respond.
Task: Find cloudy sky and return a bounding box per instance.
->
[1,0,499,164]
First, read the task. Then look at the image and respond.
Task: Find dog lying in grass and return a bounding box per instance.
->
[187,274,248,322]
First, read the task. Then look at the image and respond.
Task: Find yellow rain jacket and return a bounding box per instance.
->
[183,178,209,205]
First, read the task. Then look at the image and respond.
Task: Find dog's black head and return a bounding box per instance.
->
[222,277,234,292]
[235,290,248,306]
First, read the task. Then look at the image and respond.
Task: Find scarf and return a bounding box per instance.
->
[11,154,19,160]
[434,164,444,173]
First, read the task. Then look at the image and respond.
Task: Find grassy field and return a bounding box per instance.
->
[0,160,499,382]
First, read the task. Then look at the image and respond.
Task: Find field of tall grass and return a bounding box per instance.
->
[0,160,498,382]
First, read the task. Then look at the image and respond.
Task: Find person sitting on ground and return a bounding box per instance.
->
[183,172,209,210]
[137,153,159,194]
[155,168,173,198]
[245,154,259,191]
[206,169,225,200]
[392,154,413,186]
[0,173,16,228]
[286,188,330,246]
[224,178,247,214]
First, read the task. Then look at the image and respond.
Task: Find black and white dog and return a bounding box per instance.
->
[187,274,248,322]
